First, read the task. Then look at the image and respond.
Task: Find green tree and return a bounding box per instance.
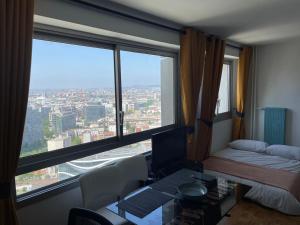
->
[71,136,81,145]
[43,119,54,139]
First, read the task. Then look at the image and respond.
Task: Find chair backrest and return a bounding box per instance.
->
[68,208,113,225]
[116,154,148,197]
[79,164,122,210]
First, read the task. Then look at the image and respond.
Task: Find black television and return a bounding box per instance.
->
[151,127,187,174]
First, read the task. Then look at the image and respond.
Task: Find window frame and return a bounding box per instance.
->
[16,26,180,201]
[214,60,233,122]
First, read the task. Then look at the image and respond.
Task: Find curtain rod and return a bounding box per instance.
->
[72,0,184,34]
[226,43,243,50]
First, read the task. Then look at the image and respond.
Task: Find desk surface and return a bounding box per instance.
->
[106,169,250,225]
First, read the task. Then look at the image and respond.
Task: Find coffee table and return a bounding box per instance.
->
[106,168,251,225]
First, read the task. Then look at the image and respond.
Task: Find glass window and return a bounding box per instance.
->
[120,51,175,135]
[215,64,231,115]
[17,33,177,197]
[21,39,116,157]
[16,140,151,195]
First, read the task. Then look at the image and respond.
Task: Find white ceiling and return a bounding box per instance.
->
[110,0,300,45]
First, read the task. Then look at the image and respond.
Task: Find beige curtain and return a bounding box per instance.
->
[0,1,34,225]
[180,28,207,160]
[232,47,252,140]
[195,38,225,161]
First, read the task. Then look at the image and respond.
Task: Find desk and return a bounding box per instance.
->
[106,169,251,225]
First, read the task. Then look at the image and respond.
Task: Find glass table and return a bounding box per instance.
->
[106,169,251,225]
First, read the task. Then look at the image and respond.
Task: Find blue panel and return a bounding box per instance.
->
[264,107,287,145]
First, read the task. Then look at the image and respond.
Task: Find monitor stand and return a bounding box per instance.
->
[152,160,203,179]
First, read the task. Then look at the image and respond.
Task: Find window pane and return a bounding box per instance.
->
[15,140,151,195]
[21,39,116,157]
[120,51,175,135]
[216,64,230,114]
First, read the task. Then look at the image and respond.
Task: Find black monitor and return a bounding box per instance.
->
[151,127,187,174]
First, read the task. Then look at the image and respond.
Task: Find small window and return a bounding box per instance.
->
[215,63,231,115]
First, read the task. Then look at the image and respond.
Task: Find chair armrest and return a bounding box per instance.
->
[68,207,113,225]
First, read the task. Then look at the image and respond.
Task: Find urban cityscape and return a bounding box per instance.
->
[16,86,163,195]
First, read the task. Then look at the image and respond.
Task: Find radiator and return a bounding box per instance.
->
[264,107,287,145]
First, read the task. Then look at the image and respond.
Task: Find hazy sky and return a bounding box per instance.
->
[30,39,162,89]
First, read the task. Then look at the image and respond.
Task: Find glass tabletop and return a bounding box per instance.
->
[106,169,250,225]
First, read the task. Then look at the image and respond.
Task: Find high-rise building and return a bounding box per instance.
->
[47,136,71,151]
[51,112,76,134]
[84,104,105,123]
[22,107,44,150]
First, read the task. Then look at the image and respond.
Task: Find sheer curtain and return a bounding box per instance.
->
[0,1,34,224]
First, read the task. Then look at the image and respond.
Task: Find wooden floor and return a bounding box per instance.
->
[217,200,300,225]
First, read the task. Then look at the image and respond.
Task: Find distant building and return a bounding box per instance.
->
[122,102,135,112]
[22,107,44,150]
[134,102,147,110]
[108,125,116,132]
[82,132,92,143]
[51,112,76,134]
[84,104,105,123]
[40,106,51,119]
[47,136,71,151]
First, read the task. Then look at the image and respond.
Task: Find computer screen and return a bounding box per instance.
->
[151,127,187,173]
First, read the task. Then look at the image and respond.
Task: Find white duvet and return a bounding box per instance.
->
[204,148,300,215]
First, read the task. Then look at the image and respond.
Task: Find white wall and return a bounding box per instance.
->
[18,187,82,225]
[211,119,232,152]
[251,38,300,146]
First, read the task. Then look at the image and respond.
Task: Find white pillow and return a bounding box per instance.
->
[266,145,300,161]
[228,139,268,153]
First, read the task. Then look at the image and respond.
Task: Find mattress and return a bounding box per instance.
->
[204,148,300,215]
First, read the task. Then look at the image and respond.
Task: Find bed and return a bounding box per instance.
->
[203,141,300,215]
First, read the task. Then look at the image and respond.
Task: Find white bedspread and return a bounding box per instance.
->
[204,148,300,215]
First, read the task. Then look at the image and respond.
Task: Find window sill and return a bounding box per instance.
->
[214,112,232,123]
[16,176,79,209]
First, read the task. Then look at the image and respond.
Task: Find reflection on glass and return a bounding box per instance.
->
[16,140,151,195]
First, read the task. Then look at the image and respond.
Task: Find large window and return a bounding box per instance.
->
[16,32,177,196]
[215,63,231,116]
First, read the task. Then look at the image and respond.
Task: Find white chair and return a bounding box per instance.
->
[115,154,148,198]
[79,164,122,210]
[79,155,148,225]
[79,164,129,225]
